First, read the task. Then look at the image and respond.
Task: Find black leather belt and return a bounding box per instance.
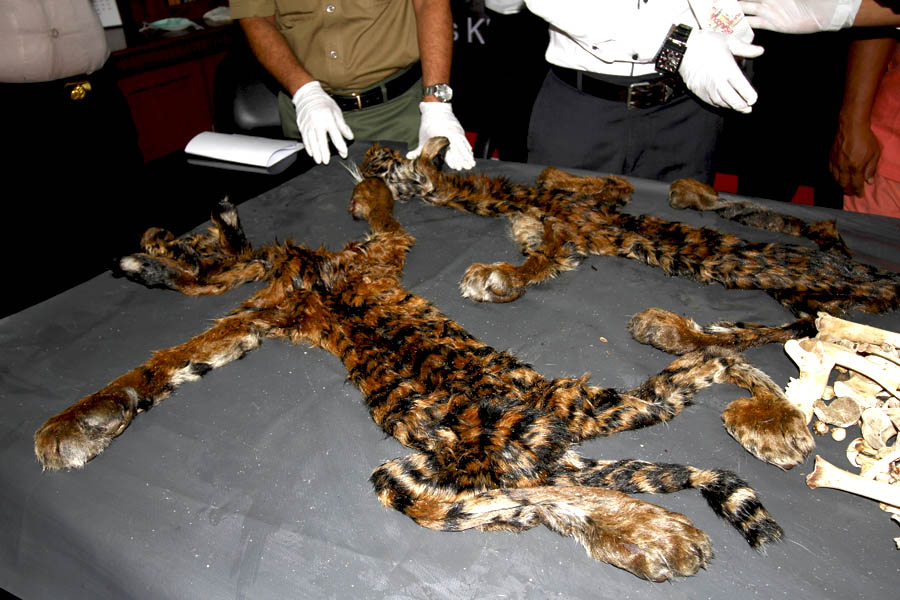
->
[551,65,686,110]
[1,73,98,102]
[331,62,422,112]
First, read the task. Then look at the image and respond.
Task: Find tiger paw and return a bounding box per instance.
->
[116,254,183,290]
[628,308,706,354]
[589,500,714,581]
[668,178,726,211]
[722,395,815,470]
[34,390,136,470]
[459,262,525,303]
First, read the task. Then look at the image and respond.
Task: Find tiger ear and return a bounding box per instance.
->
[419,136,450,170]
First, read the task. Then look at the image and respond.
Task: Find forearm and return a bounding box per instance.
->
[829,37,895,194]
[412,0,453,98]
[853,0,900,25]
[239,16,314,95]
[839,37,895,126]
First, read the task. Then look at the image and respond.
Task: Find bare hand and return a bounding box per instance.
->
[829,120,881,197]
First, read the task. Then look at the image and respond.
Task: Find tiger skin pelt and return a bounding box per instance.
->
[359,138,900,469]
[360,137,900,330]
[34,177,784,581]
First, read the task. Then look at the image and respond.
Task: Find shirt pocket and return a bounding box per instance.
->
[276,0,319,23]
[279,0,391,18]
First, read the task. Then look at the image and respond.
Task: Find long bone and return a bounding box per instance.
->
[814,340,900,400]
[806,455,900,507]
[815,313,900,348]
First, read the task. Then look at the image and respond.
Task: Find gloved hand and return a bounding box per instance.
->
[738,0,861,33]
[407,102,476,170]
[678,29,764,114]
[292,80,354,165]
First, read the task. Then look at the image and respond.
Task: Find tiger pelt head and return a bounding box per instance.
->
[360,137,450,204]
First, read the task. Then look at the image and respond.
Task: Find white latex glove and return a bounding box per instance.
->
[738,0,861,33]
[291,81,354,165]
[678,29,764,114]
[407,102,476,171]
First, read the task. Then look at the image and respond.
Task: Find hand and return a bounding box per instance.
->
[678,29,764,114]
[292,81,354,165]
[739,0,861,33]
[407,102,476,170]
[829,119,881,196]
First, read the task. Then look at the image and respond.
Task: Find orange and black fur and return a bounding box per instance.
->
[359,138,900,469]
[35,177,784,581]
[361,138,899,328]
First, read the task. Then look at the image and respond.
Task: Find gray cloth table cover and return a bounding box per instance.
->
[2,144,899,599]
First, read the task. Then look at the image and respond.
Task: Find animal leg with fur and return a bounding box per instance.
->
[668,178,852,257]
[459,218,581,302]
[34,312,267,470]
[628,308,816,354]
[538,339,811,466]
[628,308,816,468]
[541,348,746,440]
[371,453,716,582]
[34,199,290,470]
[551,453,783,548]
[116,199,270,295]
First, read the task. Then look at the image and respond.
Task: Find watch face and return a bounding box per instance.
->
[426,84,453,102]
[657,49,681,73]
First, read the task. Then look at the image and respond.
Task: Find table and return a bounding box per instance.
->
[2,146,899,599]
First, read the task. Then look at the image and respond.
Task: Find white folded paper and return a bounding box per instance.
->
[185,132,303,168]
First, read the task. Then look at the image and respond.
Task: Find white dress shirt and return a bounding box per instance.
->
[0,0,109,82]
[486,0,752,77]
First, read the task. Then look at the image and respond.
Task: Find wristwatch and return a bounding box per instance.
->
[655,24,692,74]
[423,83,453,102]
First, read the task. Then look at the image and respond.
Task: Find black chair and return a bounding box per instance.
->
[213,45,285,139]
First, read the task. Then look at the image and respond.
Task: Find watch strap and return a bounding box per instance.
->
[655,24,692,74]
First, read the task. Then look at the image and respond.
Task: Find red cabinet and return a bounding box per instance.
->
[110,21,238,161]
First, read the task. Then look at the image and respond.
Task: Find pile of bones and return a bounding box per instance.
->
[783,313,900,547]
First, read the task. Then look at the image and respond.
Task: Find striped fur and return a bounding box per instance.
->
[360,137,900,319]
[34,178,783,581]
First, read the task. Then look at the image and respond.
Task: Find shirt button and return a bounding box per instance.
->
[50,28,60,38]
[329,50,339,59]
[326,4,336,12]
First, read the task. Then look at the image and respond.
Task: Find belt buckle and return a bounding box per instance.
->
[626,81,651,110]
[350,92,363,110]
[626,80,676,110]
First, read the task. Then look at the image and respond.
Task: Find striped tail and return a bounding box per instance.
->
[551,453,783,549]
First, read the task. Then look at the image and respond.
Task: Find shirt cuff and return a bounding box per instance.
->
[829,0,864,30]
[484,0,525,15]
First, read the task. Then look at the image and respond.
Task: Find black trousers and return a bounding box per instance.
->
[526,69,724,184]
[3,65,144,315]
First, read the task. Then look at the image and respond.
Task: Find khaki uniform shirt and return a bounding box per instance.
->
[230,0,420,91]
